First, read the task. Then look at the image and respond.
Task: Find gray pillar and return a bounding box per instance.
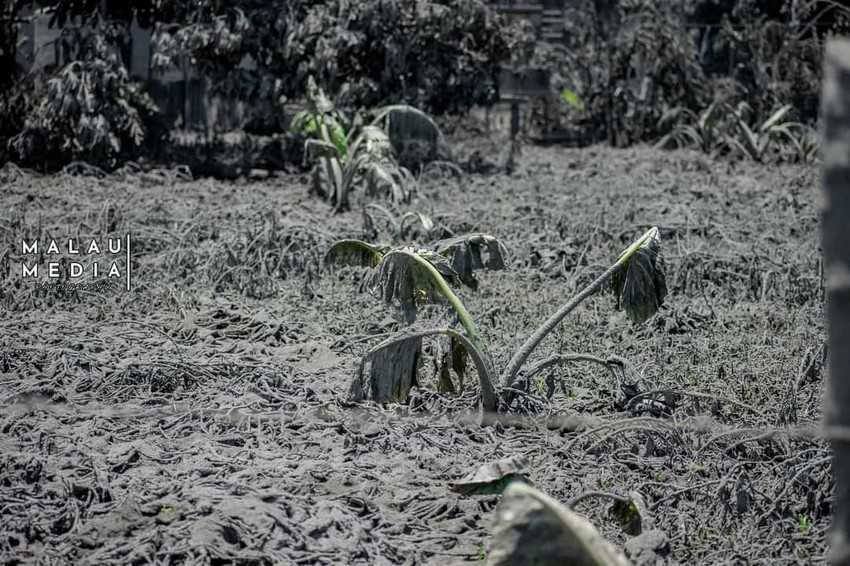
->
[822,39,850,566]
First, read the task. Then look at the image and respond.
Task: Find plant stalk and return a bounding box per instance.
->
[498,227,658,389]
[406,250,487,354]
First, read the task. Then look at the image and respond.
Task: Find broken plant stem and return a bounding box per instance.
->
[499,227,658,389]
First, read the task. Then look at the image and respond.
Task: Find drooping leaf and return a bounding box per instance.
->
[612,227,667,323]
[326,239,390,268]
[349,333,423,404]
[310,147,344,208]
[451,335,468,389]
[305,75,334,115]
[363,161,415,204]
[448,456,530,495]
[437,359,456,394]
[759,104,792,133]
[436,233,508,289]
[399,211,435,238]
[365,248,460,322]
[435,334,468,394]
[343,126,417,204]
[370,104,444,155]
[349,125,396,161]
[486,482,630,566]
[304,138,339,160]
[657,106,696,130]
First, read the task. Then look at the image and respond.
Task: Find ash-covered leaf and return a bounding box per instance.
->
[345,126,417,204]
[304,138,339,160]
[370,104,444,156]
[326,239,389,268]
[350,125,395,160]
[349,333,422,404]
[400,212,435,236]
[612,228,667,323]
[434,334,468,394]
[435,233,508,289]
[448,456,530,495]
[365,248,460,323]
[487,483,630,566]
[362,161,415,204]
[305,75,334,115]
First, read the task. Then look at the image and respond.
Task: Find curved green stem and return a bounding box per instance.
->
[404,250,486,354]
[499,227,658,389]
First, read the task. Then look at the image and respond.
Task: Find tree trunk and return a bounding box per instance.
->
[821,39,850,566]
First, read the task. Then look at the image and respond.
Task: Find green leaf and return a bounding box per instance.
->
[290,110,318,135]
[559,89,585,110]
[326,119,349,158]
[612,227,667,323]
[326,239,390,268]
[698,102,717,131]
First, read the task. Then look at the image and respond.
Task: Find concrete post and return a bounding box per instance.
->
[821,38,850,565]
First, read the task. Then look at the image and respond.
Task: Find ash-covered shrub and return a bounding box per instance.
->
[9,27,164,170]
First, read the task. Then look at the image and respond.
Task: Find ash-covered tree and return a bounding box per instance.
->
[2,0,513,168]
[149,0,512,120]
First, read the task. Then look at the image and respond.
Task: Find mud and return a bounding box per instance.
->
[0,142,827,564]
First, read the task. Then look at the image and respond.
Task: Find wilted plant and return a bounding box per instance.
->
[654,101,818,163]
[361,203,437,242]
[725,103,806,163]
[293,77,445,211]
[655,102,726,153]
[329,227,667,413]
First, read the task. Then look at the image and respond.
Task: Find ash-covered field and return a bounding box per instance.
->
[0,143,827,564]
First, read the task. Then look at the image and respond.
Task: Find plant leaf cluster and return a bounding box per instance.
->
[332,227,668,412]
[436,233,509,290]
[656,101,817,163]
[294,77,447,211]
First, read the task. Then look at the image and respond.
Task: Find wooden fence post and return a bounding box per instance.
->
[821,38,850,565]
